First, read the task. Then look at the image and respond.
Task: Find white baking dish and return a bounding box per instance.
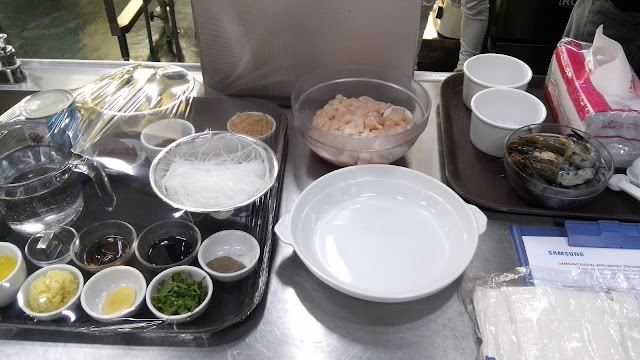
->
[275,164,486,303]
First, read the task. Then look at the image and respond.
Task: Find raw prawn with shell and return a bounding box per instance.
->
[507,131,608,188]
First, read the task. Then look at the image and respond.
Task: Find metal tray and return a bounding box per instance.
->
[440,72,640,221]
[0,93,287,335]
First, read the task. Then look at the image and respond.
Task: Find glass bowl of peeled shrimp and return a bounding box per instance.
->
[503,123,614,209]
[291,66,432,167]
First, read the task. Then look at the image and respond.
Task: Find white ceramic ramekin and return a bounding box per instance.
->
[470,87,547,157]
[463,53,533,108]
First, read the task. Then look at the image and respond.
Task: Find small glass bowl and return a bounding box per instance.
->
[71,220,137,273]
[197,230,260,282]
[25,226,77,267]
[89,138,146,175]
[135,220,201,272]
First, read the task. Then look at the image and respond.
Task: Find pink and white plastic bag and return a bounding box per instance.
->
[545,25,640,168]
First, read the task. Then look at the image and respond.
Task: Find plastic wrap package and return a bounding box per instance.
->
[0,64,199,178]
[72,64,197,151]
[467,267,640,360]
[0,64,289,337]
[545,25,640,168]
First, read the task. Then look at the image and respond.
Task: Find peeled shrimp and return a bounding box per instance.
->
[311,95,415,138]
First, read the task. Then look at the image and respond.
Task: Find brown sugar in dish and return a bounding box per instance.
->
[227,112,275,138]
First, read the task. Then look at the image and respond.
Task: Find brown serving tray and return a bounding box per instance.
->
[440,72,640,222]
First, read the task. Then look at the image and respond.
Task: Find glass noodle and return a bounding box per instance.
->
[158,135,270,209]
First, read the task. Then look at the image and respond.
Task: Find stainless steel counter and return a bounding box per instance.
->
[1,60,563,359]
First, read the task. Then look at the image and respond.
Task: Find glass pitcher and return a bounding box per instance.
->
[0,121,116,235]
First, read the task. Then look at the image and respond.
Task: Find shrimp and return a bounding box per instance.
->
[311,95,415,138]
[509,153,596,187]
[341,116,365,136]
[507,143,573,170]
[509,134,598,169]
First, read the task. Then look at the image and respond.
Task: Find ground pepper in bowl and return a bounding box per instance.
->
[206,256,246,273]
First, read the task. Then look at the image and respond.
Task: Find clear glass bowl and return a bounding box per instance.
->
[25,226,77,267]
[71,220,137,273]
[135,220,201,273]
[291,65,432,166]
[503,123,614,209]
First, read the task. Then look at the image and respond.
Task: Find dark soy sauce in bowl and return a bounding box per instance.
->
[147,236,193,265]
[83,235,130,266]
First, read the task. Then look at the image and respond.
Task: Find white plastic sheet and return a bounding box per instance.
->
[469,267,640,360]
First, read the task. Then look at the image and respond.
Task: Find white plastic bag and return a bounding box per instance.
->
[545,25,640,168]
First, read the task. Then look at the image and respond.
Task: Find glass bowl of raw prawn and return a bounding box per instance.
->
[503,123,614,209]
[291,66,432,167]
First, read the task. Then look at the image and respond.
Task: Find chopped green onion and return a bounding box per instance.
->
[151,271,208,316]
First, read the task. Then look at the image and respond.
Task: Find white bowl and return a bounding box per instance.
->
[0,242,27,308]
[197,230,260,282]
[140,118,196,161]
[80,266,147,322]
[226,112,276,141]
[463,53,533,108]
[469,87,547,157]
[17,264,84,320]
[275,164,486,303]
[146,265,213,323]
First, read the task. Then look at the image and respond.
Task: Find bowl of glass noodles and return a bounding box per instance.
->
[149,131,279,213]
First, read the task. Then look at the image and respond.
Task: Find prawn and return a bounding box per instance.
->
[510,133,598,169]
[509,153,596,187]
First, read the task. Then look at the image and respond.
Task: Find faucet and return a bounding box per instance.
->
[0,33,27,85]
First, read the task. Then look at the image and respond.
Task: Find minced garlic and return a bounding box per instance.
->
[28,269,78,313]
